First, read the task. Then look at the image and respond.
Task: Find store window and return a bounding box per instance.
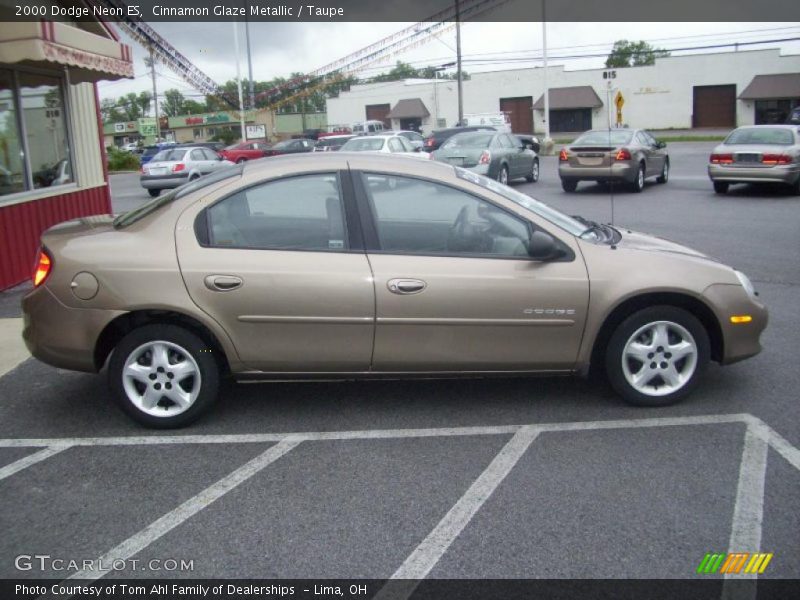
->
[0,68,73,201]
[754,99,800,125]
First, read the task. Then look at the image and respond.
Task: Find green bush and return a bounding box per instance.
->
[106,147,141,171]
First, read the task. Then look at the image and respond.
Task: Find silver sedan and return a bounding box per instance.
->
[708,125,800,194]
[140,146,234,197]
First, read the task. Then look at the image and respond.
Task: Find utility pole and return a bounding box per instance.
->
[149,46,160,142]
[455,0,464,126]
[541,0,550,148]
[232,20,246,141]
[244,3,255,110]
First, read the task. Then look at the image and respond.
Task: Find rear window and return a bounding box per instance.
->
[341,138,385,151]
[442,133,494,149]
[573,130,634,146]
[724,127,794,145]
[114,165,242,229]
[141,147,160,158]
[151,149,188,162]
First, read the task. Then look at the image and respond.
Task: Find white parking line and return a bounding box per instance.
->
[0,318,29,378]
[375,426,540,600]
[0,446,69,482]
[65,438,301,581]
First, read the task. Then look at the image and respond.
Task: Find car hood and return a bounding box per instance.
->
[615,229,719,262]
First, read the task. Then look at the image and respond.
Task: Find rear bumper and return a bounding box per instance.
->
[708,164,800,184]
[22,285,123,373]
[559,162,637,182]
[140,173,190,189]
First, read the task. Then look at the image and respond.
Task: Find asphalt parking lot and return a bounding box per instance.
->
[0,142,798,591]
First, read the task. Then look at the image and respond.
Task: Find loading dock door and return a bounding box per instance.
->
[500,97,533,133]
[366,104,391,129]
[693,85,736,128]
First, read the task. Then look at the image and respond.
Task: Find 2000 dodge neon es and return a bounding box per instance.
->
[22,153,767,428]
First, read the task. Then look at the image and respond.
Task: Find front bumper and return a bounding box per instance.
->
[22,285,124,373]
[140,173,190,189]
[708,164,800,184]
[559,162,637,182]
[703,283,768,365]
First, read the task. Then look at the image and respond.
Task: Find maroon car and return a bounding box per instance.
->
[218,140,271,164]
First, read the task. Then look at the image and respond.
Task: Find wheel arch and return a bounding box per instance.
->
[588,291,723,376]
[94,309,232,376]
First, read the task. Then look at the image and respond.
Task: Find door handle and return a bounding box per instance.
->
[204,275,243,292]
[387,278,426,295]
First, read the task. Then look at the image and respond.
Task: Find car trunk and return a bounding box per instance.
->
[438,147,486,168]
[567,146,620,168]
[143,160,182,176]
[717,144,791,167]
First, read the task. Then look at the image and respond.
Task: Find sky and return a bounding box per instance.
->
[97,21,800,107]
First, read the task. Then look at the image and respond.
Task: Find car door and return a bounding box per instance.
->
[354,171,589,372]
[202,148,223,170]
[189,149,209,174]
[643,130,666,174]
[175,170,375,372]
[506,134,528,178]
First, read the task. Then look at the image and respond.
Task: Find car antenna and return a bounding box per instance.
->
[606,76,615,226]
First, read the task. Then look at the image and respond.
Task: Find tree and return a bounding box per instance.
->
[605,40,670,68]
[136,91,152,118]
[182,99,208,115]
[161,88,186,117]
[100,98,125,123]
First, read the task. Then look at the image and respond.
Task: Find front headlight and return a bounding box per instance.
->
[735,270,757,299]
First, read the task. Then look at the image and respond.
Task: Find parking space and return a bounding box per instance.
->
[1,141,799,587]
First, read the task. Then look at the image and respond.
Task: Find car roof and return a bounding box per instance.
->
[732,124,798,130]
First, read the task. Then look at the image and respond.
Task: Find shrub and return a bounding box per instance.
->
[106,147,141,171]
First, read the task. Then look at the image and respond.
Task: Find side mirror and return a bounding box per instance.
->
[656,141,667,149]
[527,230,564,261]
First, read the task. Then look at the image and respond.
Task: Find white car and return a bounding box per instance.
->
[340,134,431,159]
[122,142,140,153]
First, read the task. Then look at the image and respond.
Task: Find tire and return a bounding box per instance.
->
[561,178,578,192]
[189,174,200,182]
[656,158,669,184]
[630,162,645,193]
[713,181,729,194]
[147,189,160,198]
[236,157,247,164]
[605,306,710,407]
[109,324,220,428]
[525,158,540,183]
[497,165,509,185]
[788,178,800,196]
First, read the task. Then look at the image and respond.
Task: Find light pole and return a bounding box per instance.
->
[455,0,464,126]
[148,46,160,142]
[232,20,246,141]
[541,0,551,150]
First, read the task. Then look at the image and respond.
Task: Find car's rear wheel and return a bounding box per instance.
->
[561,178,578,192]
[606,306,709,407]
[147,189,160,198]
[656,158,669,184]
[713,181,729,194]
[109,324,220,428]
[526,158,540,183]
[630,162,645,193]
[497,165,509,185]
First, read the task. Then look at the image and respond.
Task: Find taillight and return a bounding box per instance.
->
[558,149,568,161]
[710,153,733,164]
[172,163,186,173]
[33,248,52,287]
[615,148,632,161]
[479,150,491,165]
[424,139,434,148]
[761,154,791,165]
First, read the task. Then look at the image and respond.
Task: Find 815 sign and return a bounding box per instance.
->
[603,70,617,80]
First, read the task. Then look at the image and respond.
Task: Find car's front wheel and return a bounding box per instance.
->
[147,189,160,198]
[605,306,709,407]
[526,158,540,183]
[109,324,220,428]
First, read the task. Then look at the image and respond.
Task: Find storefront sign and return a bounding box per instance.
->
[138,117,157,136]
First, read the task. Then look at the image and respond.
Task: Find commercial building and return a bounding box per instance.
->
[326,49,800,134]
[0,15,133,290]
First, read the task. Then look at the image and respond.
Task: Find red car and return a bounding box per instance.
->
[218,140,271,163]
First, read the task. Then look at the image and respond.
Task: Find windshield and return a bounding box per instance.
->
[273,140,294,149]
[454,167,587,237]
[341,138,385,151]
[724,127,794,145]
[573,130,634,146]
[113,165,242,229]
[151,149,188,162]
[443,133,494,149]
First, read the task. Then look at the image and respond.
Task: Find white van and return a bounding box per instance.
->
[460,112,512,133]
[352,120,386,135]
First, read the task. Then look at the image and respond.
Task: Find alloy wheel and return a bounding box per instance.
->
[621,321,698,397]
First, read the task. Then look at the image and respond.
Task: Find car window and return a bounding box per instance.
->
[152,149,187,162]
[361,173,531,258]
[507,135,523,149]
[387,138,404,153]
[206,173,347,251]
[635,132,649,146]
[642,131,658,146]
[190,149,205,161]
[342,137,385,152]
[202,149,218,160]
[398,137,414,152]
[573,130,634,145]
[444,133,494,149]
[497,135,512,149]
[724,127,794,145]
